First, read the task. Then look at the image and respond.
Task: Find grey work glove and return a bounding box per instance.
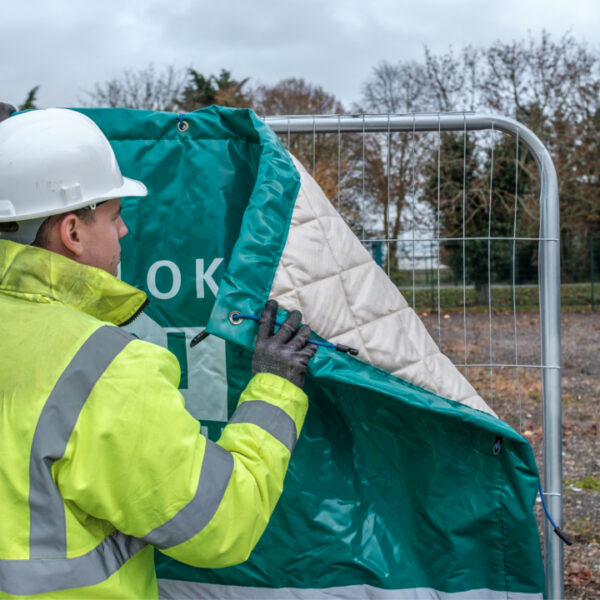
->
[0,103,16,123]
[252,300,317,389]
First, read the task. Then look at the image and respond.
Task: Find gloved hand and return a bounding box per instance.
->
[252,300,317,389]
[0,103,16,123]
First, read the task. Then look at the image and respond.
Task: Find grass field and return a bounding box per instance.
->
[396,282,600,313]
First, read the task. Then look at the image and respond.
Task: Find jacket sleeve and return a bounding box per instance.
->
[54,336,308,568]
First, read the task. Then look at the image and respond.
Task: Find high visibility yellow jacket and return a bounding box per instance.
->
[0,240,308,599]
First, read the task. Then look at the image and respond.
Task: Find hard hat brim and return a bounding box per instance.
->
[104,176,149,203]
[0,176,148,222]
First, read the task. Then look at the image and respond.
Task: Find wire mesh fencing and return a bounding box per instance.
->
[263,113,564,598]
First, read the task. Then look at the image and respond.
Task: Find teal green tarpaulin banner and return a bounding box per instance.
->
[80,106,545,599]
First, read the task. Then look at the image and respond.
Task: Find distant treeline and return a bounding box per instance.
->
[21,32,600,295]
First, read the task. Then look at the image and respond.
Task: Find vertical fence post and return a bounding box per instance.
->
[536,141,564,600]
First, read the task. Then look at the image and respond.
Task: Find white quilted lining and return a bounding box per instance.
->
[271,157,494,417]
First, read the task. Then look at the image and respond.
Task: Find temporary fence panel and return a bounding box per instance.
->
[263,113,563,599]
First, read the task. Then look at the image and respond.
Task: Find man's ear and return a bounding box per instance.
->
[57,214,84,257]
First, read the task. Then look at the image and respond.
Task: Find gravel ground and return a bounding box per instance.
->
[420,310,600,599]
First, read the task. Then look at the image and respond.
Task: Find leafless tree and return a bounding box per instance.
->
[359,31,600,287]
[359,61,435,272]
[81,64,188,111]
[362,61,429,113]
[253,78,371,236]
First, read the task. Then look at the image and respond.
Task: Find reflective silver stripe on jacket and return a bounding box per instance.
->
[0,533,146,596]
[143,440,234,549]
[142,399,297,549]
[228,400,298,452]
[29,325,133,558]
[0,325,146,595]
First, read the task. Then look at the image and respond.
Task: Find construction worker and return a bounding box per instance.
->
[0,107,316,598]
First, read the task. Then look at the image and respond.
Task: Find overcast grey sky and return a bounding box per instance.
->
[2,0,599,111]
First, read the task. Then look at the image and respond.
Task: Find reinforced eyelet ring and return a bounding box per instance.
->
[493,437,503,455]
[177,120,189,133]
[229,311,242,325]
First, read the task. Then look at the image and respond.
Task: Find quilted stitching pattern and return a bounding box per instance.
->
[271,157,494,417]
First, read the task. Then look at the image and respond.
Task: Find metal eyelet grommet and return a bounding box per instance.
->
[493,437,503,455]
[229,311,242,325]
[177,120,189,133]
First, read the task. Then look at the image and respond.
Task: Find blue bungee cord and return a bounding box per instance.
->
[191,312,358,355]
[227,313,358,355]
[519,439,572,545]
[537,479,572,545]
[526,434,573,546]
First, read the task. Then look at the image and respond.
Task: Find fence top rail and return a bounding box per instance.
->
[262,112,551,172]
[263,111,523,133]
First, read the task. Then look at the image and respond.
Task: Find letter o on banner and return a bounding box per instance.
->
[147,260,181,300]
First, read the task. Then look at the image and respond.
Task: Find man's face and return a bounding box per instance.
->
[79,198,128,276]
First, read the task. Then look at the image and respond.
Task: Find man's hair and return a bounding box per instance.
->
[31,207,96,249]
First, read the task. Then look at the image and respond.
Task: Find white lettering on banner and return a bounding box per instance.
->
[196,258,224,299]
[145,258,224,300]
[147,260,181,300]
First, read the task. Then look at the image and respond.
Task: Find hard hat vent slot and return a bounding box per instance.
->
[60,184,82,205]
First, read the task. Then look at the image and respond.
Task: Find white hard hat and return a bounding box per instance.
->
[0,108,147,242]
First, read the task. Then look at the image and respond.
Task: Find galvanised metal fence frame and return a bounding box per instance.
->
[264,113,563,599]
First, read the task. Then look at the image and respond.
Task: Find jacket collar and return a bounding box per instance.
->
[0,240,147,326]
